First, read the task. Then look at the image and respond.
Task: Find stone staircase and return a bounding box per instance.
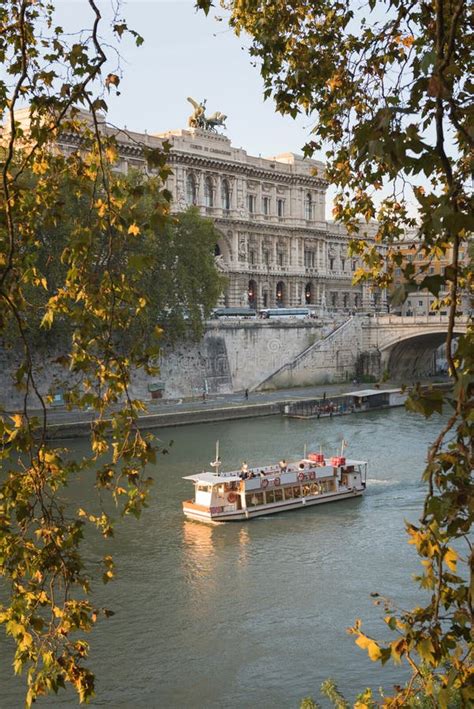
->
[253,317,363,390]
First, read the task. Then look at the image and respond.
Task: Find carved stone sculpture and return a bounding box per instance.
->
[186,97,227,132]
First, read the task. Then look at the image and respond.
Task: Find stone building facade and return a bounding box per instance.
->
[12,108,386,312]
[155,127,385,312]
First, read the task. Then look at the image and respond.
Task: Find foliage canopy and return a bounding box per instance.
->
[0,1,222,705]
[197,0,473,706]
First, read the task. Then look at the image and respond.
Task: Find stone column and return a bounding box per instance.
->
[257,181,263,216]
[196,171,204,207]
[232,230,239,263]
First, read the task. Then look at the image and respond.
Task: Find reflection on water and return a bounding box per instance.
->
[0,408,447,708]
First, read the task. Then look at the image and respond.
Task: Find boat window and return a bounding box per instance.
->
[293,486,301,498]
[197,485,211,493]
[274,488,283,502]
[303,485,311,496]
[284,487,294,500]
[246,492,263,507]
[265,490,275,504]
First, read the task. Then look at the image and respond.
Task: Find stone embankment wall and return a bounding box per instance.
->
[130,320,329,399]
[255,317,363,390]
[0,320,339,409]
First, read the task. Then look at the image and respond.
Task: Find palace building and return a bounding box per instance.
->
[12,107,387,312]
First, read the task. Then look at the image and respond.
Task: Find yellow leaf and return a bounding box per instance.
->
[355,634,371,650]
[367,640,382,661]
[438,687,449,709]
[444,548,458,572]
[128,223,140,236]
[10,414,22,428]
[417,638,435,664]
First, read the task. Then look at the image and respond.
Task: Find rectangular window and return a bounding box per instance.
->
[284,486,294,500]
[265,490,275,504]
[274,488,283,502]
[247,194,256,214]
[263,251,269,266]
[329,258,334,270]
[293,486,301,498]
[263,196,270,215]
[351,260,356,271]
[249,250,255,265]
[278,252,284,266]
[277,199,285,217]
[418,300,423,306]
[246,492,264,507]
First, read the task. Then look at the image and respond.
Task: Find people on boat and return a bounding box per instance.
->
[279,459,287,472]
[240,461,249,479]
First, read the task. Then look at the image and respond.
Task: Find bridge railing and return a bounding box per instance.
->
[367,314,468,326]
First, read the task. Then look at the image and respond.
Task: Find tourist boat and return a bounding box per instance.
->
[182,442,367,523]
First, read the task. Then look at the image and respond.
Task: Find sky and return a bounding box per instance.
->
[57,0,312,160]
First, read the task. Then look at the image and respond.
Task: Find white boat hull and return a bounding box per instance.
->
[183,487,364,523]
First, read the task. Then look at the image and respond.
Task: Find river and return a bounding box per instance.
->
[0,407,445,707]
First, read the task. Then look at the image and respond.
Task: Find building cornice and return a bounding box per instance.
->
[169,151,327,188]
[214,216,375,242]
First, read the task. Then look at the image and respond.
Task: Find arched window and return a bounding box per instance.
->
[214,244,221,257]
[248,280,257,308]
[305,282,312,304]
[204,176,214,207]
[222,178,231,210]
[305,193,313,221]
[186,173,197,205]
[276,281,284,306]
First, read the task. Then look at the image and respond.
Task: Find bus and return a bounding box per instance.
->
[211,307,257,319]
[258,308,311,320]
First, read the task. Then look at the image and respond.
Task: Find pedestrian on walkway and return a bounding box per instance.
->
[244,388,249,400]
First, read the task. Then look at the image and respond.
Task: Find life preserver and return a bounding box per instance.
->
[298,472,305,482]
[309,471,316,481]
[227,492,237,503]
[261,478,269,489]
[274,477,281,486]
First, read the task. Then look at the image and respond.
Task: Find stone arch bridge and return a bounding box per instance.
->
[359,315,468,380]
[254,314,469,390]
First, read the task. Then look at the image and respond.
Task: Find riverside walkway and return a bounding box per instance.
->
[27,377,449,439]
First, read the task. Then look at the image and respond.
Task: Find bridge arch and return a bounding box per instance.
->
[380,329,465,379]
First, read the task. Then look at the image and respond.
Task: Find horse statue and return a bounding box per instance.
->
[187,97,207,129]
[186,98,227,132]
[206,111,227,131]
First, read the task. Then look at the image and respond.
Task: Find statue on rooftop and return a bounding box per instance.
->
[187,97,227,132]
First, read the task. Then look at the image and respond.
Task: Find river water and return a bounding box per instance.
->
[1,408,446,707]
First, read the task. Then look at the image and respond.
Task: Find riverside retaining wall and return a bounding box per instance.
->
[1,320,337,409]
